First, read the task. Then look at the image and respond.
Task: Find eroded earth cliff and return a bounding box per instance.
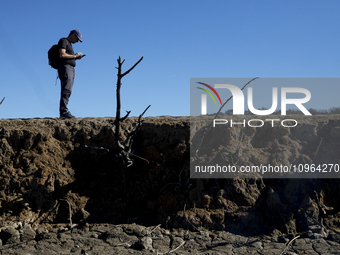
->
[0,116,340,253]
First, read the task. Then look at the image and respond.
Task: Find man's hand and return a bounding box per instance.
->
[59,49,84,60]
[75,52,84,60]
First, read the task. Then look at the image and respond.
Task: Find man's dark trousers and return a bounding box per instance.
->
[58,64,75,115]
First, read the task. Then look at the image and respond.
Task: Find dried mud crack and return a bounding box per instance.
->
[0,222,339,254]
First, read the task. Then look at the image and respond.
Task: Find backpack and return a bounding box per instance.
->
[48,44,60,69]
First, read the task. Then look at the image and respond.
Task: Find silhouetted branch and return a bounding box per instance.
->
[112,56,150,167]
[122,56,143,77]
[214,77,258,118]
[85,57,149,167]
[115,56,143,141]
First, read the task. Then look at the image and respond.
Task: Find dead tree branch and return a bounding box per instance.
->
[112,56,150,167]
[114,104,151,167]
[214,77,258,119]
[115,56,143,141]
[0,97,5,105]
[84,56,149,167]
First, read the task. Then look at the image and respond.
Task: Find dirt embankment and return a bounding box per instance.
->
[0,117,189,228]
[1,115,340,241]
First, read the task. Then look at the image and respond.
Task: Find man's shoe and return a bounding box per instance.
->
[60,111,75,119]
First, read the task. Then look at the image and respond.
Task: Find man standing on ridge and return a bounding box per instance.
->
[58,29,84,119]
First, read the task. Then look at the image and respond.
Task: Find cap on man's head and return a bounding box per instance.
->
[70,29,82,42]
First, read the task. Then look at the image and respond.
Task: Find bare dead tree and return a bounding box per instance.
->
[84,57,150,167]
[114,56,143,138]
[112,56,151,167]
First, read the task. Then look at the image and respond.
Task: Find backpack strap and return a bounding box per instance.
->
[55,70,58,85]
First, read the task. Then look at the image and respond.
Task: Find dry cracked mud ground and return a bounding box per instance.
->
[0,116,340,254]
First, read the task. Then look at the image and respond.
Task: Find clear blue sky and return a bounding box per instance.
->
[0,0,339,119]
